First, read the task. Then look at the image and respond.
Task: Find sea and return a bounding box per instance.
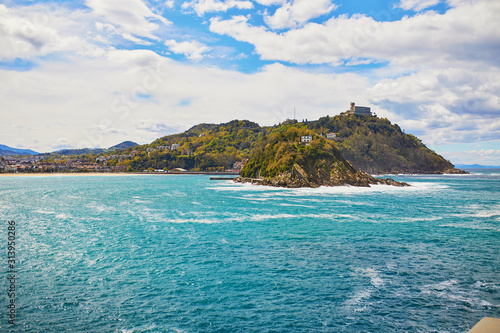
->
[0,170,499,332]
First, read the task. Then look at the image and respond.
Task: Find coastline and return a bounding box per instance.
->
[0,172,131,177]
[0,171,240,177]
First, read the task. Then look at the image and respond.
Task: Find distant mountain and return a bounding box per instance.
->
[109,141,138,150]
[456,164,500,169]
[0,144,38,156]
[48,141,139,156]
[50,148,104,156]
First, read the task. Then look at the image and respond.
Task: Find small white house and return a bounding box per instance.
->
[301,135,312,143]
[171,144,180,150]
[326,133,336,139]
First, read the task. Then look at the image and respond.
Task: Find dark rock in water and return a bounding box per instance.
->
[374,177,410,187]
[234,171,409,188]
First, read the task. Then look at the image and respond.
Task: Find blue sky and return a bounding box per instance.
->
[0,0,499,164]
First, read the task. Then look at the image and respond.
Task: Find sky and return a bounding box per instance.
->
[0,0,499,165]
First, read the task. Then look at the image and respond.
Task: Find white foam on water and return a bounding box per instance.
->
[473,281,500,290]
[232,212,356,222]
[34,209,56,214]
[159,212,358,224]
[210,181,448,198]
[345,289,372,308]
[421,279,497,308]
[55,213,70,219]
[87,202,113,213]
[164,218,221,224]
[278,203,316,208]
[439,223,500,232]
[358,268,385,288]
[453,204,500,219]
[404,216,443,222]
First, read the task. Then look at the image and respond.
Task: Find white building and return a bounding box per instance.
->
[301,135,312,143]
[326,133,336,139]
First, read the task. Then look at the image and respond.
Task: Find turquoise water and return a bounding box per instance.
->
[0,172,499,332]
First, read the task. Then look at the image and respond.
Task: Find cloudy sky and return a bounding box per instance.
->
[0,0,499,164]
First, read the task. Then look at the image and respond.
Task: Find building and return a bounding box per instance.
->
[301,135,312,144]
[146,148,155,153]
[346,102,373,116]
[326,133,336,139]
[171,144,180,150]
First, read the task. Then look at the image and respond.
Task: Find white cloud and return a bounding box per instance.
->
[254,0,285,5]
[85,0,170,41]
[367,65,500,146]
[264,0,337,29]
[0,4,104,60]
[210,0,500,68]
[439,149,500,165]
[395,0,440,12]
[165,0,175,9]
[181,0,253,16]
[0,49,370,152]
[165,39,211,61]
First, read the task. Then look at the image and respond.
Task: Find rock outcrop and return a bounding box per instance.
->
[236,128,409,188]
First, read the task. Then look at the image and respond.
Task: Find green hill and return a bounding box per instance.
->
[86,115,463,175]
[308,115,462,174]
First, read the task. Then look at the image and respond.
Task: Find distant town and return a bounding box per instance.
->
[0,153,245,174]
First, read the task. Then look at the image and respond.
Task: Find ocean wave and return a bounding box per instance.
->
[159,212,358,224]
[421,279,497,308]
[34,209,56,214]
[344,289,372,311]
[404,216,443,222]
[451,204,500,222]
[278,203,316,208]
[439,223,500,232]
[163,218,222,224]
[357,268,385,288]
[86,202,113,213]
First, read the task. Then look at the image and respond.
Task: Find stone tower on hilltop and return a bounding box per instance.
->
[346,102,373,116]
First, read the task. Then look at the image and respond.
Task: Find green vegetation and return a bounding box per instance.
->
[105,120,266,172]
[241,125,347,179]
[41,115,461,175]
[308,115,457,174]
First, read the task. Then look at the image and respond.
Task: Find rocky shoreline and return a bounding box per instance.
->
[234,176,409,188]
[234,163,410,188]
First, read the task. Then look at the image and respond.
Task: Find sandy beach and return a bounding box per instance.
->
[0,172,134,177]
